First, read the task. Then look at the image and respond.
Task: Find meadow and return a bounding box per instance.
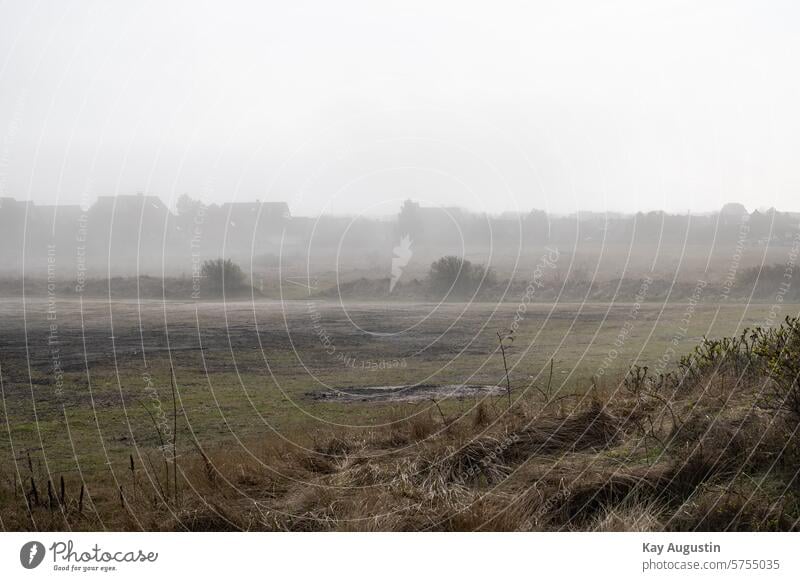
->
[1,296,798,530]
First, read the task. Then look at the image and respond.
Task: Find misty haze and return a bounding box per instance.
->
[1,1,800,537]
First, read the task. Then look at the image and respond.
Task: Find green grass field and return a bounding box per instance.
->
[2,297,797,479]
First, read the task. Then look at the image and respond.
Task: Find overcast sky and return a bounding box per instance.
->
[1,0,799,216]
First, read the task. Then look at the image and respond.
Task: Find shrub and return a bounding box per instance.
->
[756,316,800,422]
[429,255,494,296]
[200,258,246,296]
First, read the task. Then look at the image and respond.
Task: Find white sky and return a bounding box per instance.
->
[1,0,799,216]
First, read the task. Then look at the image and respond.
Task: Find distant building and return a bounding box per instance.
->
[36,204,82,225]
[220,201,290,223]
[0,194,294,274]
[0,196,34,216]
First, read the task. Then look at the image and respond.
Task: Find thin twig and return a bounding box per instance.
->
[497,331,513,408]
[171,367,179,506]
[430,398,447,425]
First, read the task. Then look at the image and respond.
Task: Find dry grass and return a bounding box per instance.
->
[4,322,800,532]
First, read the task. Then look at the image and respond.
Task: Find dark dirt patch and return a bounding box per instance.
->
[306,383,505,403]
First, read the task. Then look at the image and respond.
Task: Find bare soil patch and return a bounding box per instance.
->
[305,383,505,403]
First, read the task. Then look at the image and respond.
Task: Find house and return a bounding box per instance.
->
[219,201,290,226]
